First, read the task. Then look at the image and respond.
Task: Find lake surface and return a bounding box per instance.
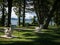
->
[11,18,32,25]
[11,18,55,26]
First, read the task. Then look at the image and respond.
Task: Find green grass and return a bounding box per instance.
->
[0,26,60,45]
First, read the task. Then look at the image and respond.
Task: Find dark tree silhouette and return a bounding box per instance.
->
[22,0,26,27]
[7,0,13,27]
[1,0,5,26]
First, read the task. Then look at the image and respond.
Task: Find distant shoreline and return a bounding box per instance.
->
[11,18,55,26]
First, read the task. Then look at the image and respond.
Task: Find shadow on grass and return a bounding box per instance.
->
[39,33,60,45]
[0,28,60,45]
[15,29,34,32]
[22,32,37,37]
[47,28,60,34]
[0,41,34,45]
[0,29,4,33]
[0,33,60,45]
[24,33,60,45]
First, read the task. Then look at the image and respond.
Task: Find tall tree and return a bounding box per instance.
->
[13,0,22,27]
[22,0,26,27]
[33,0,48,29]
[43,0,59,29]
[33,0,60,29]
[1,0,5,26]
[18,0,21,27]
[7,0,13,27]
[33,0,40,26]
[18,7,21,26]
[54,0,60,26]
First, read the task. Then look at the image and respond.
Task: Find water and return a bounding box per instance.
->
[11,18,32,25]
[11,18,55,26]
[11,18,18,25]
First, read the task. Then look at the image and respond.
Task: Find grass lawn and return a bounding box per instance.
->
[0,26,60,45]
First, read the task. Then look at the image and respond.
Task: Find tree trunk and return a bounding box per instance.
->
[7,0,12,27]
[22,0,26,27]
[18,0,22,27]
[18,7,21,26]
[1,0,5,26]
[54,1,60,26]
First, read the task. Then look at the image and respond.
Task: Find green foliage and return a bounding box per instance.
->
[0,0,60,28]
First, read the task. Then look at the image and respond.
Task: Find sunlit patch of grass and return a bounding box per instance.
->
[0,29,38,42]
[0,26,60,45]
[0,32,4,35]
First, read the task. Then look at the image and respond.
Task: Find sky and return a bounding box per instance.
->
[11,7,36,19]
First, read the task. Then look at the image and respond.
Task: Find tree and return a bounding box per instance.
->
[7,0,13,27]
[43,0,60,29]
[54,0,60,26]
[1,0,5,26]
[33,0,49,29]
[33,0,60,29]
[13,0,22,27]
[22,0,26,27]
